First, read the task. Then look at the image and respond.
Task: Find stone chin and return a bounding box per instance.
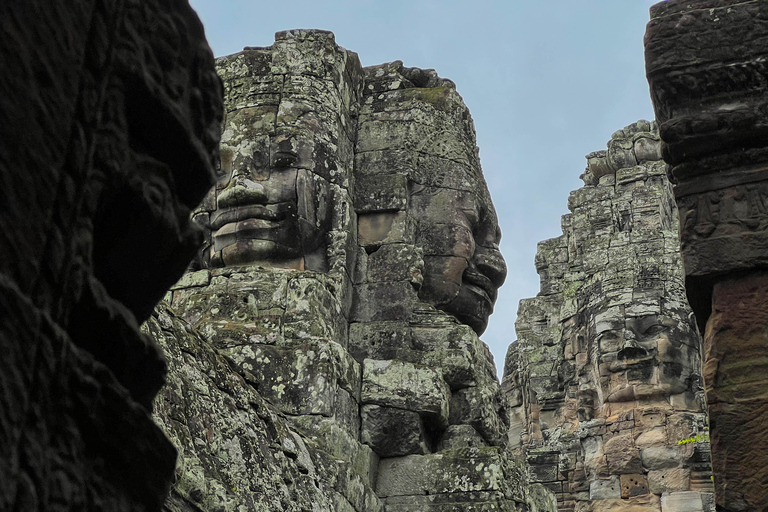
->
[443,285,494,335]
[434,270,497,335]
[217,239,303,268]
[419,263,498,335]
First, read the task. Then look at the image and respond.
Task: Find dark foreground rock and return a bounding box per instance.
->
[0,1,222,510]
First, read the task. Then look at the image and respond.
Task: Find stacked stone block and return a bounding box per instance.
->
[350,61,529,511]
[504,122,715,512]
[153,272,380,511]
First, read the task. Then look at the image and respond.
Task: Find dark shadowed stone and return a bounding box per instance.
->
[361,405,430,457]
[0,0,222,509]
[646,2,768,509]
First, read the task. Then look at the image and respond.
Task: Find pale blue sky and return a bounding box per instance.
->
[189,0,661,377]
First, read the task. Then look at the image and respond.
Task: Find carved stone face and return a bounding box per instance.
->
[591,307,700,404]
[411,176,507,335]
[204,78,335,271]
[355,68,507,335]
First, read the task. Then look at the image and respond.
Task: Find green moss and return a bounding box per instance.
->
[562,281,583,300]
[403,86,452,109]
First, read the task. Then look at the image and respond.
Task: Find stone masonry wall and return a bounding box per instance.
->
[504,122,715,512]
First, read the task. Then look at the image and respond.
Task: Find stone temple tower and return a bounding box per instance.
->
[504,122,715,512]
[147,30,553,512]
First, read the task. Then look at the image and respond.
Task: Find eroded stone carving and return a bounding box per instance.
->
[196,29,359,273]
[504,122,714,512]
[355,60,507,335]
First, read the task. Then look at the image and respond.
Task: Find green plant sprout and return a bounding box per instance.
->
[677,432,710,445]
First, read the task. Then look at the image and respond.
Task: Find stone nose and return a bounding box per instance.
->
[474,246,507,288]
[217,178,267,208]
[617,338,648,360]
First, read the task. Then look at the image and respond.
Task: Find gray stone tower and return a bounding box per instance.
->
[504,122,715,512]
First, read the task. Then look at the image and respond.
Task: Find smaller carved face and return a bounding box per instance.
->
[592,311,700,404]
[211,130,301,266]
[203,87,335,270]
[411,183,507,335]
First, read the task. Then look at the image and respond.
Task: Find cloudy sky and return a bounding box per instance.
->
[189,0,661,377]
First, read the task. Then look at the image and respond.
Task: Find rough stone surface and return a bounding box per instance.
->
[0,1,222,511]
[150,30,534,512]
[645,2,768,510]
[193,29,361,274]
[147,304,372,511]
[504,122,714,511]
[163,265,379,512]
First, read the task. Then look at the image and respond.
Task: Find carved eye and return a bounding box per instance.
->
[597,331,620,345]
[643,324,666,336]
[273,152,297,169]
[142,178,168,211]
[462,208,479,228]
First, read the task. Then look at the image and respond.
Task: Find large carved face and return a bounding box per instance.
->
[201,73,337,271]
[590,305,701,404]
[410,172,507,335]
[355,68,507,335]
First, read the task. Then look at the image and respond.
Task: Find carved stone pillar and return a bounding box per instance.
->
[645,1,768,509]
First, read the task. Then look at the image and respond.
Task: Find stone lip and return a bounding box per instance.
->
[210,204,289,229]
